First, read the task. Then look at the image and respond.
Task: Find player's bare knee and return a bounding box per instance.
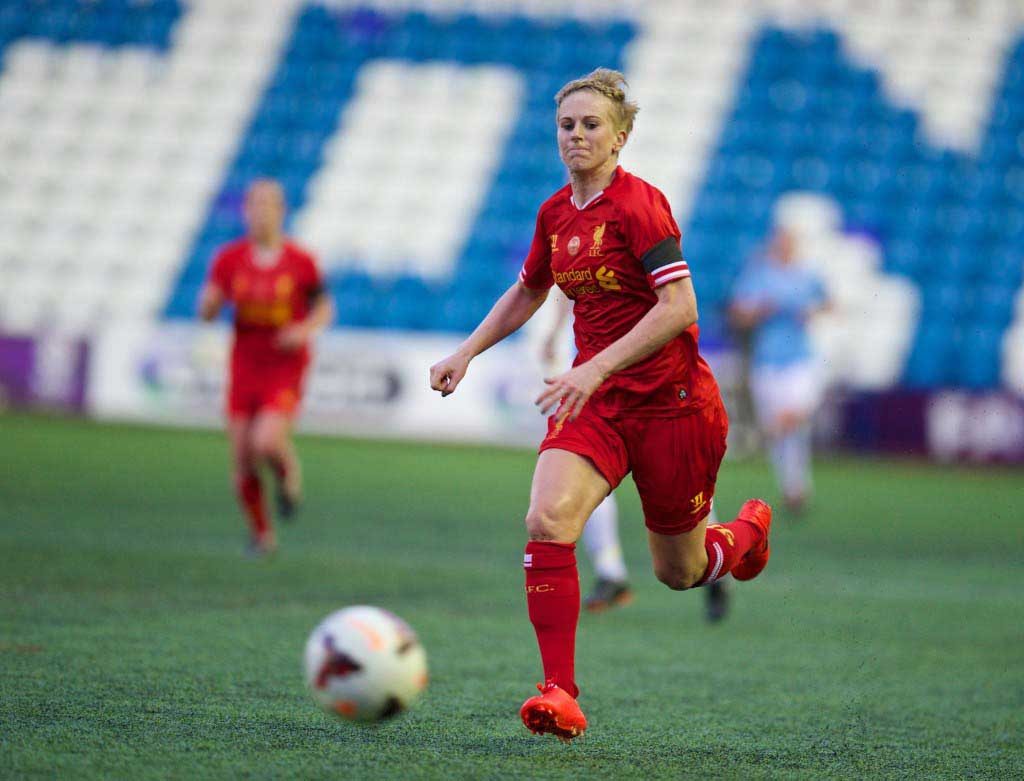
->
[524,508,557,541]
[654,563,702,591]
[654,566,687,591]
[524,505,574,542]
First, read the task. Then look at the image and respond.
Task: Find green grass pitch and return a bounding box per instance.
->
[1,413,1021,780]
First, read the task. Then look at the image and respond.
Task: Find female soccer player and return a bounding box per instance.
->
[429,70,771,740]
[730,226,829,515]
[199,179,333,556]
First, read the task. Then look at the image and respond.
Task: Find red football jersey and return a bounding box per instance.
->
[208,238,324,373]
[519,166,719,418]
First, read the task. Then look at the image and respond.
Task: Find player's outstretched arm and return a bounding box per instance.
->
[198,283,225,321]
[537,277,697,421]
[430,281,549,397]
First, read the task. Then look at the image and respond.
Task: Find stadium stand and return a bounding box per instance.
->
[0,0,1021,392]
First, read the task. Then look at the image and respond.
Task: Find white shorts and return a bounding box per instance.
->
[749,361,823,429]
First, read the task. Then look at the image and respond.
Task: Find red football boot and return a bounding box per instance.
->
[519,681,587,742]
[730,499,773,581]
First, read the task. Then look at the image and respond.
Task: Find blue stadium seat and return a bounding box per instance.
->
[884,238,921,279]
[332,288,375,329]
[983,248,1023,288]
[960,327,1003,389]
[916,285,960,331]
[441,294,485,334]
[971,285,1016,328]
[383,276,439,330]
[903,324,954,388]
[329,270,378,327]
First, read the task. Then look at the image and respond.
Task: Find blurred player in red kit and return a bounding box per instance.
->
[430,70,772,740]
[198,179,333,556]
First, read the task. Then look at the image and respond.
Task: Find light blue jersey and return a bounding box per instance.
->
[731,256,827,368]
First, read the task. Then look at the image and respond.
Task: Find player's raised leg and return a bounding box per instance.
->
[634,406,772,590]
[520,448,607,741]
[228,416,275,556]
[251,408,302,521]
[647,498,772,591]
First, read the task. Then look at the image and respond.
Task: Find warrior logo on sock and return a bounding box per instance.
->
[314,634,363,689]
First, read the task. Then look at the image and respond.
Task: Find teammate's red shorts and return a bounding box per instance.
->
[227,367,307,420]
[538,397,729,536]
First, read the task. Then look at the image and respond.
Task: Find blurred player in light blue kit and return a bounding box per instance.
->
[536,290,730,621]
[729,226,829,515]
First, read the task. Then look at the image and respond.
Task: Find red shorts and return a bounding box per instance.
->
[227,367,307,420]
[538,398,729,536]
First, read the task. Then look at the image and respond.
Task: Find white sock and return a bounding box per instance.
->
[773,426,812,499]
[582,494,628,582]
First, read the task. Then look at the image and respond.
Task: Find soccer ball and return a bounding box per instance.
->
[303,605,428,722]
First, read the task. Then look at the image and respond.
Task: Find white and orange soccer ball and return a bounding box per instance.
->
[303,606,428,722]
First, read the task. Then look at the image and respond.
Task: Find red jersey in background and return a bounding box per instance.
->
[208,238,324,416]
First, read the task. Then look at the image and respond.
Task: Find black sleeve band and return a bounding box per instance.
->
[641,237,684,274]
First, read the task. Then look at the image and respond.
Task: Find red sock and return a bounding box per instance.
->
[699,518,762,584]
[523,541,580,698]
[236,473,270,538]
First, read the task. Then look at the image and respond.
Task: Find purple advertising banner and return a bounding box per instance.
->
[840,391,931,456]
[0,336,33,406]
[0,334,88,413]
[841,390,1024,464]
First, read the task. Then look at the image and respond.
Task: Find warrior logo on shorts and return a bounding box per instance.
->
[690,491,708,515]
[568,236,581,255]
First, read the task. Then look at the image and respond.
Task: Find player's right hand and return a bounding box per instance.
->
[429,352,471,397]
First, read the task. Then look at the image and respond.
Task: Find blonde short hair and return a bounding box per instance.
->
[554,68,639,134]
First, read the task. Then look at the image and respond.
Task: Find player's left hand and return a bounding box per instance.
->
[535,360,608,422]
[275,324,309,351]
